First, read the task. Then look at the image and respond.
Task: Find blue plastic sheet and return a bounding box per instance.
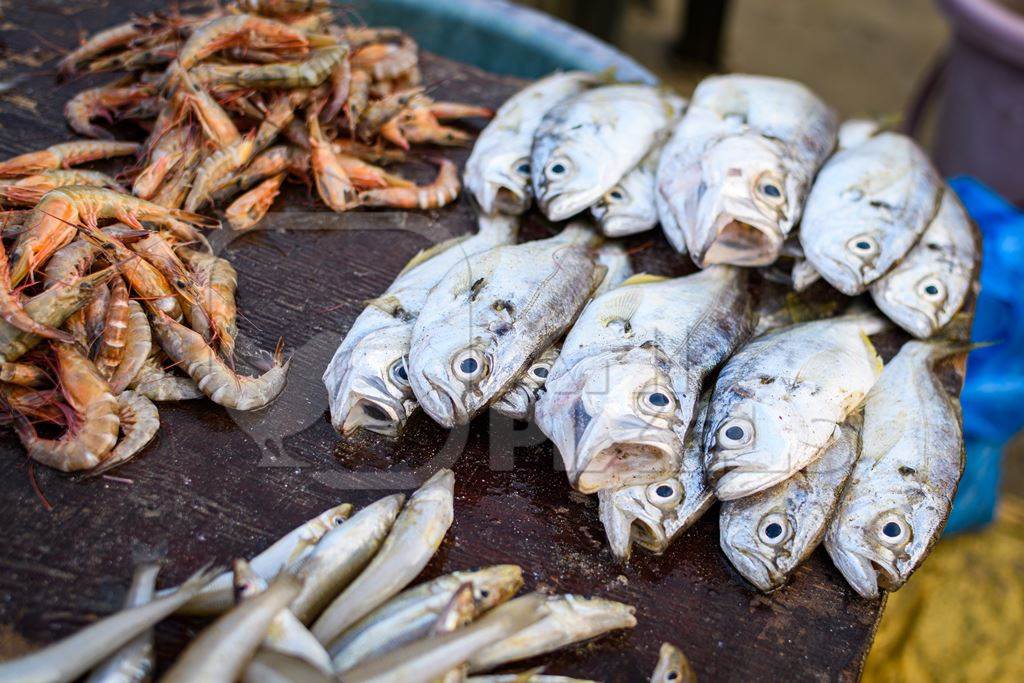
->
[945,177,1024,533]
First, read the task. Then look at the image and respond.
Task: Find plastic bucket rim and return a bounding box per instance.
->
[939,0,1024,67]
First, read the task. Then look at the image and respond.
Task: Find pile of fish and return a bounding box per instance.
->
[0,1,493,473]
[0,469,654,682]
[326,69,980,600]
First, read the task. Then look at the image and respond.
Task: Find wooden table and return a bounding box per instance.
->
[0,2,885,680]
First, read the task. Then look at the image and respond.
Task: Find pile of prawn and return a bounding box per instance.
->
[0,0,489,474]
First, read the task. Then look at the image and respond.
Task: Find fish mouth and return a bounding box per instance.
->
[599,213,652,238]
[818,255,866,296]
[698,214,783,267]
[708,459,792,501]
[828,542,900,599]
[723,543,784,592]
[493,385,533,421]
[329,374,411,438]
[413,369,468,428]
[574,440,678,494]
[539,189,597,222]
[599,489,668,561]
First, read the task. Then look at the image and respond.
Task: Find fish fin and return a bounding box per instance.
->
[860,330,884,377]
[791,260,821,291]
[621,272,669,286]
[398,234,472,276]
[363,293,405,318]
[598,288,643,329]
[589,263,609,296]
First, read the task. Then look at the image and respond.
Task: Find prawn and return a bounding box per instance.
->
[225,45,348,89]
[0,140,140,178]
[323,52,351,121]
[307,103,357,211]
[176,14,310,69]
[183,133,257,211]
[108,300,152,394]
[355,86,423,142]
[181,249,238,360]
[88,40,179,72]
[95,276,130,380]
[0,170,125,206]
[150,311,288,410]
[133,126,190,199]
[80,390,160,477]
[81,227,182,320]
[0,362,49,388]
[358,157,460,210]
[0,385,64,425]
[0,238,74,342]
[130,353,203,402]
[44,239,98,288]
[212,145,307,201]
[173,64,240,148]
[344,69,370,133]
[83,281,110,348]
[59,21,146,77]
[64,84,155,140]
[350,34,417,81]
[225,173,284,231]
[236,0,331,16]
[15,343,120,472]
[382,107,475,149]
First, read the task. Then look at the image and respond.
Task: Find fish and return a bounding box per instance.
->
[330,565,523,671]
[0,566,219,683]
[719,413,862,592]
[532,84,685,221]
[244,651,334,683]
[704,314,885,501]
[466,594,636,673]
[869,188,980,338]
[84,563,160,683]
[468,676,596,683]
[590,133,669,237]
[493,242,633,421]
[340,593,549,683]
[324,213,518,436]
[169,502,352,616]
[800,132,944,295]
[535,267,753,493]
[464,71,597,214]
[312,469,455,647]
[408,223,605,427]
[288,494,405,624]
[656,74,837,266]
[826,341,967,598]
[597,393,715,561]
[650,642,696,683]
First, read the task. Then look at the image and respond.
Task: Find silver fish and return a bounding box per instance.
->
[598,393,714,561]
[312,469,455,647]
[656,74,837,266]
[869,188,979,339]
[532,85,685,221]
[704,314,884,501]
[324,213,519,436]
[591,133,672,237]
[650,642,696,683]
[245,651,333,683]
[826,341,966,598]
[84,563,159,683]
[469,676,596,683]
[536,267,753,493]
[467,594,636,673]
[465,71,597,214]
[409,224,605,427]
[800,132,944,295]
[836,118,882,151]
[719,414,861,592]
[493,243,633,421]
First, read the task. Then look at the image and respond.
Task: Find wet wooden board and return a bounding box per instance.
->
[0,1,887,680]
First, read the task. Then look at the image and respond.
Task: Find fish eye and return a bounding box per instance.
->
[758,513,790,546]
[717,417,753,448]
[754,172,786,206]
[604,186,627,204]
[877,514,910,546]
[545,157,573,179]
[646,479,682,509]
[452,348,488,382]
[529,363,550,380]
[847,235,879,260]
[639,387,675,415]
[389,357,410,387]
[332,515,345,526]
[479,588,490,598]
[513,158,530,176]
[915,276,946,303]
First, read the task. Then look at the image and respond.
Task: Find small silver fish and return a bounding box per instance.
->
[656,74,837,266]
[598,393,714,561]
[591,133,672,237]
[85,563,160,683]
[650,642,696,683]
[826,341,966,598]
[704,314,884,500]
[324,214,518,436]
[719,413,861,592]
[409,224,605,427]
[869,188,979,338]
[536,267,753,493]
[465,71,597,214]
[800,132,944,295]
[532,85,685,221]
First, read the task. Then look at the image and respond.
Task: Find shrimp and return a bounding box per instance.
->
[176,14,310,69]
[130,232,206,322]
[131,353,204,401]
[0,385,64,425]
[184,134,257,211]
[173,64,240,148]
[82,227,182,320]
[15,343,120,471]
[151,144,201,210]
[236,0,331,16]
[0,140,140,178]
[83,281,110,347]
[344,69,370,133]
[225,45,348,89]
[181,249,238,359]
[384,107,474,148]
[212,145,307,201]
[0,362,49,388]
[133,126,190,199]
[88,41,179,72]
[323,52,351,121]
[0,170,125,206]
[81,390,160,477]
[64,84,155,140]
[44,239,98,287]
[425,101,495,120]
[330,138,406,164]
[307,104,357,211]
[150,311,288,410]
[59,21,146,77]
[0,238,74,342]
[355,86,423,142]
[351,34,417,81]
[336,155,413,190]
[109,300,152,394]
[95,276,130,380]
[358,157,460,210]
[254,89,309,150]
[226,173,284,231]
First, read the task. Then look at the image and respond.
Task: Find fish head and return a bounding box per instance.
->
[467,148,533,214]
[592,178,655,237]
[232,558,268,602]
[691,136,795,267]
[598,477,687,560]
[326,325,418,437]
[807,220,889,295]
[493,345,560,420]
[720,500,806,592]
[465,564,525,613]
[870,262,961,339]
[533,142,611,221]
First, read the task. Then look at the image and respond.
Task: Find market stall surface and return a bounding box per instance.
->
[0,1,883,679]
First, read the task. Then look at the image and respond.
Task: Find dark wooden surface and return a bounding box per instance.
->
[0,2,886,680]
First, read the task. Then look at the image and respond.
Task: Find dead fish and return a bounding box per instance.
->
[467,594,636,673]
[330,565,523,671]
[465,71,597,214]
[0,566,219,683]
[869,188,979,338]
[493,242,633,421]
[656,74,837,266]
[468,676,596,683]
[245,651,334,683]
[324,214,518,436]
[312,469,455,648]
[171,502,352,616]
[590,134,669,237]
[800,132,943,295]
[532,85,685,221]
[826,341,967,598]
[704,314,884,501]
[84,563,160,683]
[536,267,753,493]
[650,642,696,683]
[340,593,549,683]
[837,118,882,150]
[598,393,715,561]
[719,413,861,592]
[408,224,605,427]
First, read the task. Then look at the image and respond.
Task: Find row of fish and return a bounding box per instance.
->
[464,71,980,340]
[0,469,672,682]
